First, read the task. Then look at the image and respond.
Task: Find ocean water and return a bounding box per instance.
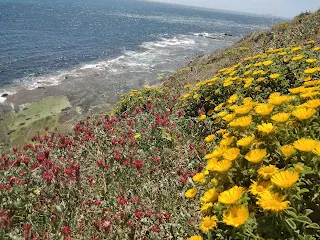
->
[0,0,280,104]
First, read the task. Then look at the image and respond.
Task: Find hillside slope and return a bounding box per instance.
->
[0,10,320,240]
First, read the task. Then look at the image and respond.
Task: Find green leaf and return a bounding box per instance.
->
[305,209,313,216]
[286,210,298,219]
[286,218,296,230]
[306,223,320,229]
[296,216,313,225]
[297,188,309,195]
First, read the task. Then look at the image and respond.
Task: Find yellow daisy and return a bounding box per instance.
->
[249,180,272,195]
[271,112,291,123]
[237,136,255,147]
[223,205,249,227]
[200,202,213,214]
[280,145,296,157]
[189,236,203,240]
[199,216,218,233]
[271,170,299,188]
[255,103,274,116]
[292,107,317,120]
[245,149,267,163]
[257,191,290,212]
[222,148,240,161]
[257,123,276,134]
[229,116,252,127]
[218,186,244,205]
[258,165,279,178]
[205,134,215,143]
[185,188,198,198]
[193,172,206,184]
[293,138,319,152]
[200,189,219,203]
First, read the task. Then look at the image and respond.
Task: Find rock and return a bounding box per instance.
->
[1,93,8,97]
[224,33,233,37]
[38,86,45,89]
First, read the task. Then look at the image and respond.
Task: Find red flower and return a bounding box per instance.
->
[61,226,71,235]
[42,172,54,182]
[117,197,128,206]
[151,225,160,232]
[22,223,32,238]
[135,209,143,219]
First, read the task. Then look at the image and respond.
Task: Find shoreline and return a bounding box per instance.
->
[0,35,237,149]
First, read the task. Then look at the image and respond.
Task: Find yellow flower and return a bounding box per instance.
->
[223,148,240,161]
[304,80,320,87]
[245,149,267,163]
[199,216,218,233]
[244,78,253,88]
[207,109,214,115]
[193,93,199,99]
[201,202,213,214]
[214,103,224,111]
[293,138,319,152]
[217,111,228,117]
[292,54,304,61]
[205,134,215,143]
[134,134,141,139]
[185,188,198,198]
[206,158,218,171]
[257,123,276,134]
[220,137,234,146]
[280,145,296,157]
[255,103,274,116]
[294,164,304,173]
[263,60,273,66]
[314,47,320,51]
[271,113,291,123]
[218,186,244,205]
[258,165,279,178]
[292,107,316,120]
[291,46,302,52]
[229,116,252,127]
[198,114,206,120]
[193,172,206,184]
[212,145,229,157]
[34,189,41,196]
[234,105,253,114]
[268,95,294,105]
[306,58,317,63]
[228,94,239,104]
[269,73,280,79]
[313,144,320,156]
[271,170,299,189]
[249,180,272,195]
[304,68,318,74]
[237,136,255,147]
[211,178,218,186]
[223,205,249,227]
[222,113,236,122]
[243,97,253,105]
[257,191,290,212]
[189,236,203,240]
[211,160,232,173]
[200,189,219,203]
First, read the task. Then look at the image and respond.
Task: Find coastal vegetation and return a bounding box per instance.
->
[0,9,320,240]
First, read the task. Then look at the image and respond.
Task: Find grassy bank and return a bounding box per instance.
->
[0,10,320,240]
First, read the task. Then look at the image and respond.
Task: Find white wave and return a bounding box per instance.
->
[0,33,234,93]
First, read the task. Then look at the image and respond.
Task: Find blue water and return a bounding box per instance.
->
[0,0,279,90]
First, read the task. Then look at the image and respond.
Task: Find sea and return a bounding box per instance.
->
[0,0,281,106]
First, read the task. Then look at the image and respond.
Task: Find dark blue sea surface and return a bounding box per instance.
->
[0,0,280,93]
